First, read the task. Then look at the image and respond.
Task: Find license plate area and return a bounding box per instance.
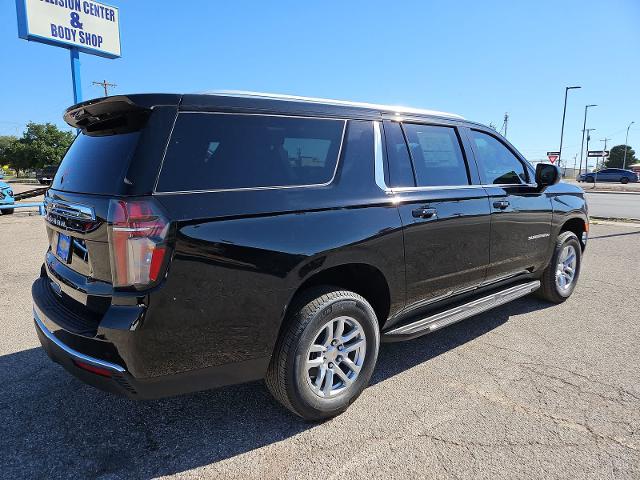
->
[56,232,72,263]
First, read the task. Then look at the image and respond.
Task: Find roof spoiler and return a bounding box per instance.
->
[64,96,150,136]
[63,94,181,136]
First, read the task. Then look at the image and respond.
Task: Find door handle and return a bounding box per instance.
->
[493,200,510,210]
[412,207,437,219]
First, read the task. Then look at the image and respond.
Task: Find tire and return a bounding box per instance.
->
[621,177,629,184]
[0,208,14,215]
[266,286,380,421]
[536,231,582,303]
[586,177,595,183]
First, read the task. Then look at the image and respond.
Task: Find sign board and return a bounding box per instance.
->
[587,150,609,157]
[16,0,121,58]
[546,151,560,164]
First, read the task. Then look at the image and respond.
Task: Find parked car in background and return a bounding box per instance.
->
[36,165,59,185]
[0,179,15,215]
[577,168,639,184]
[33,92,588,420]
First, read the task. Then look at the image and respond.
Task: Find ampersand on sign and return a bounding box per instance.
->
[70,12,83,30]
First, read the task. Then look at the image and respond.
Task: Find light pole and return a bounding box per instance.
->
[559,86,581,175]
[578,104,597,176]
[623,121,634,169]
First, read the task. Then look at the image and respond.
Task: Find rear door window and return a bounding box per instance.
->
[402,124,470,186]
[156,113,345,192]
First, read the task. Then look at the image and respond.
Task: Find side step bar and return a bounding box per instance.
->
[383,280,540,342]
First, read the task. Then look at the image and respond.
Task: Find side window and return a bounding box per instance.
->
[470,130,527,185]
[402,124,469,186]
[156,114,345,192]
[384,121,415,187]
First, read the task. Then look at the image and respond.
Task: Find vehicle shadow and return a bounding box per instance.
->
[0,296,551,479]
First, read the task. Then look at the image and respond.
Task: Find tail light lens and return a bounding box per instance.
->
[107,199,170,288]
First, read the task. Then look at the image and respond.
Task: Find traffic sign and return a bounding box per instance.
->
[587,150,609,157]
[546,151,560,164]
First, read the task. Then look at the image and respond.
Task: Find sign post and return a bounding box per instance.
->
[70,48,82,104]
[16,0,121,105]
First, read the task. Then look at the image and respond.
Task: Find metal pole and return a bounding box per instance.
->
[559,86,581,175]
[578,104,597,176]
[584,128,595,175]
[69,48,82,105]
[623,121,634,170]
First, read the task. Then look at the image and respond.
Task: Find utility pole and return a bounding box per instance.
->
[558,86,581,169]
[584,128,596,174]
[578,104,597,176]
[501,112,509,137]
[92,79,117,97]
[571,154,578,177]
[623,121,635,169]
[600,137,611,169]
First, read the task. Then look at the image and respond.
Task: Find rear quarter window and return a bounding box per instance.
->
[156,113,346,192]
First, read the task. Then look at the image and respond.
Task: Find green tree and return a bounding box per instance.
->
[0,135,17,168]
[4,123,74,177]
[603,144,637,169]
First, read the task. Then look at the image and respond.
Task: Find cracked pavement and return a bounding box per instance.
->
[1,213,639,479]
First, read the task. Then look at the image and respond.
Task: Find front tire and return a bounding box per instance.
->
[0,208,14,215]
[266,287,380,421]
[621,177,629,184]
[536,231,582,303]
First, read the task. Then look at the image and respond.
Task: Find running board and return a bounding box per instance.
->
[383,280,540,342]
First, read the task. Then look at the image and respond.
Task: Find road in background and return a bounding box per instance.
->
[1,212,639,479]
[586,192,640,220]
[563,179,640,193]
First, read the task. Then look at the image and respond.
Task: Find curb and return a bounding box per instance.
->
[583,190,640,195]
[590,216,640,224]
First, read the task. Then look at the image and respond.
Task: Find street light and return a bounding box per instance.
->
[623,121,635,170]
[559,86,581,175]
[578,104,597,176]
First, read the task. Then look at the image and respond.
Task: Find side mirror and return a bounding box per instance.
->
[535,163,560,190]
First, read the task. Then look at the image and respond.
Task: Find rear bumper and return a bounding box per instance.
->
[34,309,137,397]
[33,276,270,399]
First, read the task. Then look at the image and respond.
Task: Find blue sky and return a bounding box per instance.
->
[1,0,638,169]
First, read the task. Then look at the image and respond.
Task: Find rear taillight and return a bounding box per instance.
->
[107,199,170,288]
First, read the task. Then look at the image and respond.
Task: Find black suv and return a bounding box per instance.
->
[33,92,588,420]
[36,165,59,185]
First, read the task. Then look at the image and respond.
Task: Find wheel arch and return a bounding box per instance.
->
[282,262,392,332]
[559,216,587,250]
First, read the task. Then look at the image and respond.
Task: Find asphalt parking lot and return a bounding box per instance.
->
[1,211,639,479]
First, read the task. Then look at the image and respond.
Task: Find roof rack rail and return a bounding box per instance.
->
[199,90,465,120]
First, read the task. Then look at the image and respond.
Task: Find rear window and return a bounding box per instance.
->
[52,132,141,194]
[156,113,345,192]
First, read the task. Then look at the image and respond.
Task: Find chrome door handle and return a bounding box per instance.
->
[412,207,437,219]
[493,200,510,210]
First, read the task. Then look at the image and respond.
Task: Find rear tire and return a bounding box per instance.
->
[266,286,380,421]
[536,231,582,303]
[0,208,14,215]
[621,177,629,184]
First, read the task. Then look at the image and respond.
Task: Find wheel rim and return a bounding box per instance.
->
[555,244,577,291]
[304,316,366,398]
